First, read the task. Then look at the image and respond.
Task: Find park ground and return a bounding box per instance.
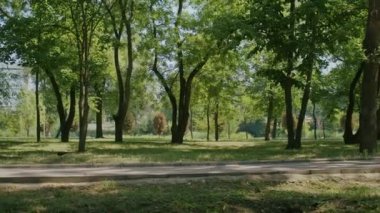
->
[0,137,378,165]
[0,137,379,212]
[0,175,379,212]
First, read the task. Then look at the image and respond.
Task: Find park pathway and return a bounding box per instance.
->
[0,158,379,183]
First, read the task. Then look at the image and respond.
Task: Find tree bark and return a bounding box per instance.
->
[96,94,103,138]
[35,69,41,142]
[284,80,296,149]
[272,118,277,139]
[206,101,210,141]
[190,106,193,139]
[295,63,313,146]
[264,93,274,141]
[357,0,380,154]
[312,102,317,141]
[343,63,363,144]
[61,87,76,142]
[214,102,219,141]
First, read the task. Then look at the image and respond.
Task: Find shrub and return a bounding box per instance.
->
[153,112,167,135]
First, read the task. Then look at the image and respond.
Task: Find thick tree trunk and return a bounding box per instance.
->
[312,102,317,141]
[357,0,380,154]
[272,118,277,139]
[264,93,274,141]
[377,108,380,139]
[359,63,378,153]
[284,81,296,149]
[343,63,363,144]
[78,79,89,152]
[61,87,76,142]
[214,102,219,141]
[35,69,41,142]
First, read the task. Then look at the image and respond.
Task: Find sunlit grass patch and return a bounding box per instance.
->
[0,138,378,165]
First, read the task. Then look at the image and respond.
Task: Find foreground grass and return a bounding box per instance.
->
[0,176,379,212]
[0,137,378,164]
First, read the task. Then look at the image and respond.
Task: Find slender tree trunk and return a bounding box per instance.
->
[227,120,231,140]
[344,63,363,144]
[357,0,380,154]
[312,102,317,141]
[206,101,210,141]
[35,69,41,142]
[322,120,326,139]
[190,106,193,139]
[96,96,103,138]
[295,64,313,146]
[272,118,277,139]
[214,102,219,141]
[265,93,274,141]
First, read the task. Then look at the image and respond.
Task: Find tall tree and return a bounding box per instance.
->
[101,0,135,142]
[357,0,380,154]
[67,0,103,151]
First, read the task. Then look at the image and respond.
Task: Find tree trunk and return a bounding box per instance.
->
[96,96,103,138]
[343,63,363,144]
[61,87,76,142]
[357,0,380,154]
[284,81,296,149]
[78,79,89,152]
[322,120,326,139]
[190,106,193,139]
[312,102,317,141]
[214,102,219,141]
[264,93,274,141]
[206,101,210,141]
[295,64,313,146]
[272,118,277,139]
[377,108,380,139]
[227,120,231,140]
[35,69,41,142]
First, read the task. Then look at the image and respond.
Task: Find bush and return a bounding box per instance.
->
[124,112,135,134]
[153,112,167,135]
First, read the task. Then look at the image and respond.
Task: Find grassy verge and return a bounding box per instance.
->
[0,137,378,164]
[0,176,379,212]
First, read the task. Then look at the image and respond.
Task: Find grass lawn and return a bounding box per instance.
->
[0,176,379,212]
[0,137,378,165]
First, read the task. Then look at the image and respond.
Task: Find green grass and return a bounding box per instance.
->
[0,137,378,165]
[0,177,379,212]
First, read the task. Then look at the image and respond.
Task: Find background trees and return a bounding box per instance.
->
[0,0,377,154]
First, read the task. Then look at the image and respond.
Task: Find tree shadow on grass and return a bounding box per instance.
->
[0,178,378,212]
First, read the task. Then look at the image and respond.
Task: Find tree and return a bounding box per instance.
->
[0,1,78,142]
[357,0,380,154]
[247,0,365,149]
[101,0,136,142]
[67,0,103,152]
[150,0,239,144]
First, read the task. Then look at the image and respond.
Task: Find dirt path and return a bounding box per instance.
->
[0,159,379,184]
